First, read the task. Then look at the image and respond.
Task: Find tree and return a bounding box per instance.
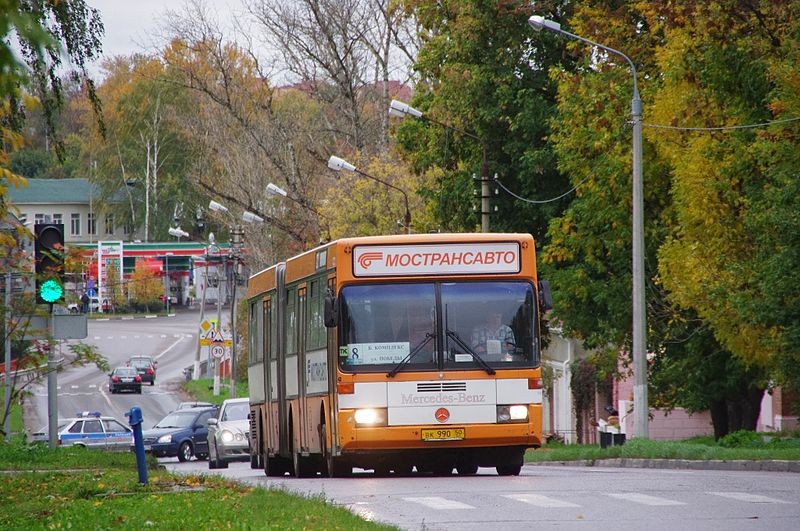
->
[395,0,573,237]
[128,262,162,311]
[2,0,105,162]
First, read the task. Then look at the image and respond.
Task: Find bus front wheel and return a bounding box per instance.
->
[496,464,522,476]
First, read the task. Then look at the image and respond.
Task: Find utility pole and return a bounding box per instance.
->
[229,224,244,399]
[3,272,11,437]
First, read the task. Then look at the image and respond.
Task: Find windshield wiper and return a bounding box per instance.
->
[445,330,496,375]
[387,333,435,378]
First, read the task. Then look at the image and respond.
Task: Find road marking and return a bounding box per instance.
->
[148,335,154,338]
[97,318,110,321]
[134,335,140,339]
[172,334,180,338]
[403,497,475,510]
[145,315,157,319]
[71,385,79,389]
[121,317,134,320]
[89,384,97,389]
[121,336,127,339]
[606,493,685,506]
[708,492,793,504]
[155,335,185,361]
[107,336,114,339]
[160,334,167,338]
[93,336,101,340]
[503,493,580,508]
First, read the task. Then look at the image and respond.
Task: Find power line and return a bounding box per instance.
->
[494,176,591,204]
[643,116,800,131]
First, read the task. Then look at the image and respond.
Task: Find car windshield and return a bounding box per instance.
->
[129,359,152,368]
[221,402,249,422]
[154,411,199,429]
[338,281,538,373]
[113,367,137,377]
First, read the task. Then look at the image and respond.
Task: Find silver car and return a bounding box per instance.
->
[207,397,250,469]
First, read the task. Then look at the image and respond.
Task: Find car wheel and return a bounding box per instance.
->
[457,464,479,475]
[218,458,229,469]
[150,381,155,386]
[137,387,142,394]
[177,441,193,462]
[209,451,218,469]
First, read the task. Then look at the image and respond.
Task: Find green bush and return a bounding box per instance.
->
[718,430,763,448]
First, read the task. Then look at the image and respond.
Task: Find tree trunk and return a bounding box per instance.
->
[709,399,729,440]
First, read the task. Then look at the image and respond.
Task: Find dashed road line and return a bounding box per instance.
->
[606,493,686,506]
[503,493,580,508]
[708,492,793,504]
[403,497,475,510]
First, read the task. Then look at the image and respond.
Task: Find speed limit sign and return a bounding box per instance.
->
[211,345,225,359]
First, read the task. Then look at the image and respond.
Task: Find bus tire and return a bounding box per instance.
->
[496,464,522,476]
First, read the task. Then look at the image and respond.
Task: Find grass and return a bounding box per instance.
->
[526,432,800,462]
[0,441,394,530]
[182,377,249,404]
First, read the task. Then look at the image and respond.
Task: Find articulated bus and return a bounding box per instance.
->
[246,233,551,477]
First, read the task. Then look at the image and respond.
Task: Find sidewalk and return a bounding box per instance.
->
[526,458,800,473]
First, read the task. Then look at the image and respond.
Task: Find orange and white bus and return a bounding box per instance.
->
[246,233,551,477]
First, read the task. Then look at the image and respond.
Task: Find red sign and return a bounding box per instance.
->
[353,242,520,277]
[435,407,450,423]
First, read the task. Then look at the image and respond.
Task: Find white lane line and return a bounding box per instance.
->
[97,318,110,321]
[134,336,140,339]
[155,335,186,361]
[172,334,180,338]
[708,492,793,504]
[503,493,580,508]
[160,334,167,338]
[147,335,154,338]
[606,493,686,506]
[107,336,114,339]
[403,497,475,510]
[93,336,101,340]
[70,385,79,389]
[89,384,97,389]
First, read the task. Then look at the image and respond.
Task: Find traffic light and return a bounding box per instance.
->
[35,223,65,305]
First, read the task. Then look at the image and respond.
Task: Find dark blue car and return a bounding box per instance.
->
[140,406,218,462]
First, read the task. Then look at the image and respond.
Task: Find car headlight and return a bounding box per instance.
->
[220,430,234,443]
[497,405,529,423]
[157,434,172,443]
[353,408,388,427]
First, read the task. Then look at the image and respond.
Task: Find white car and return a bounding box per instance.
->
[68,297,100,313]
[207,397,250,469]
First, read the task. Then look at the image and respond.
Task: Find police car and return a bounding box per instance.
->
[29,411,133,450]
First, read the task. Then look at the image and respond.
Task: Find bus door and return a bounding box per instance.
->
[262,296,275,456]
[297,285,308,453]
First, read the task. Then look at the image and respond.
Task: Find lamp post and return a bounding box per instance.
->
[164,252,173,314]
[389,99,491,232]
[529,15,648,438]
[207,200,260,398]
[327,155,412,234]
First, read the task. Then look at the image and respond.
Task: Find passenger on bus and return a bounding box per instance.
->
[471,310,516,359]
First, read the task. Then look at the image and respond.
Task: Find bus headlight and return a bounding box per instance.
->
[497,405,529,423]
[354,408,388,426]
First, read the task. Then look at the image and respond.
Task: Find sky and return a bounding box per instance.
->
[85,0,244,77]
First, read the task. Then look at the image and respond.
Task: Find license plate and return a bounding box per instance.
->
[122,378,133,382]
[421,427,465,441]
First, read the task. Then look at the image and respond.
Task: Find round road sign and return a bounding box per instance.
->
[211,345,225,359]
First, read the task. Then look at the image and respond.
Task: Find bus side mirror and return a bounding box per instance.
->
[538,280,553,312]
[324,293,338,328]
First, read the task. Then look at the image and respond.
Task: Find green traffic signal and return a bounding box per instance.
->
[39,278,64,303]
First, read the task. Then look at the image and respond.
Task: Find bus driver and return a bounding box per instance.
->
[471,310,516,360]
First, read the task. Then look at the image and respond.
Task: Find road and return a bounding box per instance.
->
[24,310,202,432]
[21,310,800,529]
[162,460,800,531]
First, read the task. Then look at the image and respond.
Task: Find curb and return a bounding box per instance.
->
[91,313,176,321]
[525,458,800,473]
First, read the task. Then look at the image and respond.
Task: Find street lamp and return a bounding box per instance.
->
[529,15,648,438]
[168,227,189,240]
[327,155,412,234]
[389,99,492,232]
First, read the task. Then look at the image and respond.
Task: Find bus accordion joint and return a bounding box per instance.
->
[528,377,542,390]
[337,382,354,394]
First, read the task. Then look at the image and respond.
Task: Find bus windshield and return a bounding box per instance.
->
[338,281,538,373]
